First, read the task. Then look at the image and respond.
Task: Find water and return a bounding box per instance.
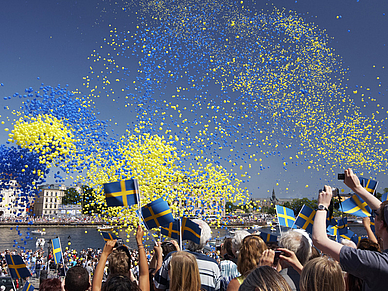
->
[0,224,366,252]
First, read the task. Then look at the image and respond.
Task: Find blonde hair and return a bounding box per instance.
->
[237,235,268,276]
[300,257,345,291]
[170,251,201,291]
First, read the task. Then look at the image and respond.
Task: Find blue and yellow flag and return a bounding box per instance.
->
[52,237,63,264]
[294,205,316,234]
[104,179,139,208]
[160,218,201,244]
[359,177,378,195]
[339,229,355,241]
[22,281,35,291]
[275,205,296,228]
[351,234,368,245]
[336,218,348,235]
[5,254,31,279]
[101,231,120,242]
[381,193,388,202]
[259,231,278,243]
[142,198,174,229]
[341,194,371,217]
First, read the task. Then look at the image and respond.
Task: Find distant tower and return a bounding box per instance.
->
[270,189,279,205]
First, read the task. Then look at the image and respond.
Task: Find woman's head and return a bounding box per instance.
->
[300,257,345,291]
[108,246,131,276]
[169,251,201,291]
[221,237,234,259]
[161,241,178,257]
[237,235,267,276]
[105,274,140,291]
[39,278,62,291]
[239,266,292,291]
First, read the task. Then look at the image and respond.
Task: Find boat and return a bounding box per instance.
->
[97,225,115,231]
[31,229,46,235]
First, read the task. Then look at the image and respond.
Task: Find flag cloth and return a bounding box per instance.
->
[294,205,316,234]
[326,211,337,227]
[259,232,278,243]
[351,234,368,245]
[275,205,296,228]
[339,229,355,241]
[359,177,378,195]
[341,194,371,217]
[336,218,348,235]
[370,216,375,233]
[104,179,139,207]
[142,198,174,229]
[160,218,201,244]
[52,237,63,264]
[101,231,120,242]
[381,193,388,202]
[22,281,35,291]
[5,254,31,279]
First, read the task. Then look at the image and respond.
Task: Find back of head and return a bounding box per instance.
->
[239,266,292,291]
[339,238,357,249]
[300,257,345,291]
[232,230,250,257]
[170,251,201,291]
[357,238,381,252]
[39,278,62,291]
[237,235,267,276]
[65,266,90,291]
[279,230,311,266]
[187,219,211,252]
[161,241,178,257]
[108,247,131,275]
[222,237,235,259]
[105,274,140,291]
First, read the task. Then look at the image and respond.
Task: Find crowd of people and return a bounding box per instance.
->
[1,168,388,291]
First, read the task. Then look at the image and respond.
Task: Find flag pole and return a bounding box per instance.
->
[58,237,66,277]
[275,206,283,236]
[135,179,157,244]
[179,217,182,250]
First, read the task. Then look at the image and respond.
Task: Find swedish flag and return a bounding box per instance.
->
[339,229,355,241]
[336,218,348,235]
[359,177,378,195]
[5,254,31,279]
[294,205,315,234]
[351,234,368,245]
[259,231,278,243]
[101,231,120,242]
[22,281,35,291]
[275,205,296,228]
[160,218,201,244]
[341,194,371,217]
[104,179,139,208]
[381,193,388,202]
[52,237,63,264]
[160,219,180,240]
[142,198,174,229]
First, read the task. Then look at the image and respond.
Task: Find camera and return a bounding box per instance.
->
[114,239,124,248]
[338,173,345,180]
[274,250,284,258]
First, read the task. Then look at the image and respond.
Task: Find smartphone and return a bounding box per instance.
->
[274,250,284,258]
[338,173,345,180]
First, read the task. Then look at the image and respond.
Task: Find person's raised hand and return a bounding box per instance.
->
[318,185,332,208]
[344,168,362,192]
[259,249,275,267]
[136,225,144,246]
[102,239,116,256]
[277,248,303,274]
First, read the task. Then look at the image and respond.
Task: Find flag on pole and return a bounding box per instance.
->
[142,198,174,229]
[22,281,35,291]
[52,237,63,264]
[104,179,139,207]
[381,193,388,202]
[160,218,201,244]
[275,205,296,228]
[339,229,355,241]
[101,231,120,242]
[336,218,348,235]
[294,205,316,234]
[5,254,32,279]
[259,231,278,243]
[341,194,371,217]
[359,177,378,195]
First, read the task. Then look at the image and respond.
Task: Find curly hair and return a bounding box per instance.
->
[237,235,267,276]
[108,247,131,276]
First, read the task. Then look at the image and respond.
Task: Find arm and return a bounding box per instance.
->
[92,240,116,291]
[362,217,379,244]
[136,225,150,291]
[344,168,381,210]
[312,185,343,261]
[226,278,240,291]
[149,242,163,273]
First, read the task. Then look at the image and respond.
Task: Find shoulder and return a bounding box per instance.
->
[226,278,240,291]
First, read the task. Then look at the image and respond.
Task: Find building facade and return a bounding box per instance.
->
[33,184,67,217]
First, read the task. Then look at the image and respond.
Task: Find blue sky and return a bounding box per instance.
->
[0,0,387,200]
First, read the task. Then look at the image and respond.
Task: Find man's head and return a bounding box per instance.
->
[376,201,388,237]
[232,230,250,257]
[187,219,211,252]
[64,266,90,291]
[279,230,311,266]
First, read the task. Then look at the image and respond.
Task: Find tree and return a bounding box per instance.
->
[261,206,276,215]
[62,187,82,205]
[284,198,318,216]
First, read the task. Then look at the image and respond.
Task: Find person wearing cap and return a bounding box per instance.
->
[313,168,388,291]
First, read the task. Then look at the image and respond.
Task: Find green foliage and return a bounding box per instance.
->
[81,185,107,215]
[62,187,82,205]
[283,198,318,216]
[261,206,276,215]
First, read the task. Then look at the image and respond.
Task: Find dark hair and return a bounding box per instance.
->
[240,266,292,291]
[108,246,131,275]
[377,201,388,229]
[39,278,62,291]
[161,241,177,258]
[65,266,90,291]
[222,238,234,259]
[105,274,140,291]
